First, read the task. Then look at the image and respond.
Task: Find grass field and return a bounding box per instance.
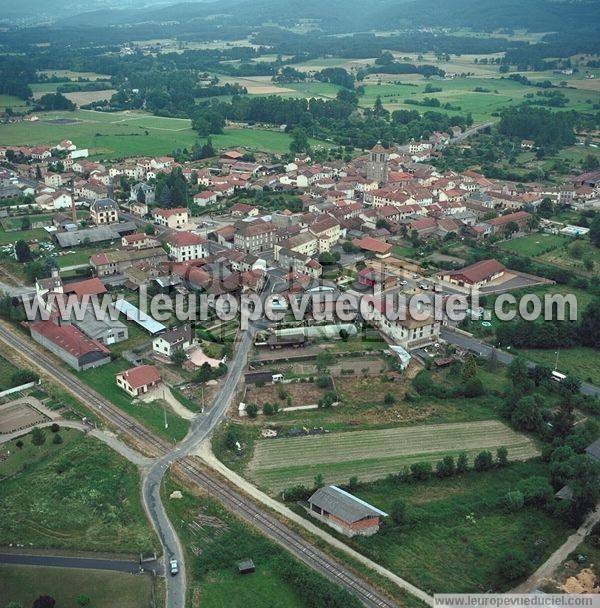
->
[499,233,571,257]
[163,476,323,608]
[77,360,189,443]
[0,429,156,553]
[0,355,19,390]
[0,109,327,158]
[0,94,30,111]
[516,346,600,385]
[248,420,539,492]
[347,460,573,593]
[0,566,155,608]
[537,238,600,276]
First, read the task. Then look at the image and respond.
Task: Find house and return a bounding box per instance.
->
[44,172,63,188]
[233,220,278,254]
[484,211,532,235]
[121,233,160,250]
[90,198,119,225]
[230,202,260,217]
[153,207,188,229]
[377,305,441,350]
[351,236,392,259]
[35,191,73,211]
[358,268,396,290]
[152,324,194,358]
[165,231,207,262]
[307,485,387,537]
[29,320,111,371]
[521,140,535,150]
[275,232,318,260]
[193,191,218,207]
[130,182,155,206]
[73,304,129,346]
[309,215,341,252]
[90,247,168,276]
[440,259,506,288]
[116,365,161,397]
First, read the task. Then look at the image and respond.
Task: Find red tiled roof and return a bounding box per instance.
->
[351,236,392,255]
[443,259,505,284]
[166,231,203,247]
[117,365,160,389]
[30,321,109,358]
[63,277,107,299]
[154,207,187,218]
[486,211,531,226]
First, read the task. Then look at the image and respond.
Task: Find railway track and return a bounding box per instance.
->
[0,323,401,608]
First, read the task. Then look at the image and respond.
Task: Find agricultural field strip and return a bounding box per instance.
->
[251,420,537,470]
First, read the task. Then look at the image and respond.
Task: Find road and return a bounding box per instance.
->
[440,327,600,398]
[0,304,407,608]
[448,121,494,144]
[0,552,156,574]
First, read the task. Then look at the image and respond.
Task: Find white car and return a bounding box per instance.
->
[169,558,179,576]
[399,280,408,286]
[419,283,429,290]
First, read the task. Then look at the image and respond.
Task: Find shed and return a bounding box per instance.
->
[237,559,255,575]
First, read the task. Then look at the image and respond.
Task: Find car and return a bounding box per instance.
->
[169,558,179,575]
[399,280,408,286]
[419,283,429,290]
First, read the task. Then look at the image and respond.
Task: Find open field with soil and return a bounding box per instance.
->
[0,565,155,608]
[248,420,539,492]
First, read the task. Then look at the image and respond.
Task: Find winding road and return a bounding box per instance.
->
[0,280,414,608]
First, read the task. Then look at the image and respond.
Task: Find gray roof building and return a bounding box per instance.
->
[73,304,129,345]
[308,486,387,524]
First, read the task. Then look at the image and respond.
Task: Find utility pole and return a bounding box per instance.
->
[555,350,560,371]
[163,404,168,429]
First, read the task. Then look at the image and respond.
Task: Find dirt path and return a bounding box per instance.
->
[512,505,600,592]
[194,442,434,606]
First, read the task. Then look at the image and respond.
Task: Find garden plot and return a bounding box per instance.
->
[248,420,539,492]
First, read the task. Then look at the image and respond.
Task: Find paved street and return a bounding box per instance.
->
[0,552,158,574]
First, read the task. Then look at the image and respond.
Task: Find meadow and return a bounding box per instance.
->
[348,460,573,593]
[499,233,571,257]
[0,429,156,553]
[0,566,155,608]
[0,109,327,158]
[248,420,539,492]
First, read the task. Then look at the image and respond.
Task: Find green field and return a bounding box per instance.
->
[516,346,600,385]
[0,109,327,159]
[248,420,539,492]
[77,360,189,443]
[499,233,571,257]
[0,429,156,553]
[0,566,155,608]
[347,460,573,593]
[163,476,349,608]
[0,94,30,111]
[0,355,20,391]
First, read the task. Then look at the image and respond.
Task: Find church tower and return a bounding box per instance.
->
[366,141,388,184]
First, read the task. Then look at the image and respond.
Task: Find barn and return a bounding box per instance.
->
[307,485,387,537]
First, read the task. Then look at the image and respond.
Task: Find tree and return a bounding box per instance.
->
[289,127,311,154]
[462,377,484,397]
[15,439,24,449]
[497,446,508,467]
[410,461,432,481]
[503,490,524,512]
[473,450,494,471]
[21,216,31,231]
[580,299,600,348]
[390,500,407,526]
[50,422,60,433]
[32,597,56,608]
[590,215,600,248]
[15,240,33,263]
[460,356,477,381]
[511,395,543,432]
[76,595,91,607]
[516,476,553,506]
[314,473,324,488]
[52,433,63,445]
[456,452,469,473]
[436,455,455,478]
[384,392,395,405]
[529,365,551,387]
[31,427,46,446]
[497,550,530,582]
[246,403,258,419]
[170,349,187,366]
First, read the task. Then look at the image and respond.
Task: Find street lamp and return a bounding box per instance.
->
[555,350,560,371]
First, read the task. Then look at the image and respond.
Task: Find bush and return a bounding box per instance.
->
[462,377,485,397]
[436,455,455,478]
[497,550,530,582]
[474,450,494,471]
[410,461,432,481]
[497,446,508,467]
[10,369,39,387]
[31,427,46,446]
[383,392,396,405]
[52,433,63,445]
[50,423,60,433]
[390,500,407,526]
[316,374,332,389]
[516,476,554,506]
[456,452,469,473]
[282,484,311,502]
[503,490,525,512]
[246,403,259,419]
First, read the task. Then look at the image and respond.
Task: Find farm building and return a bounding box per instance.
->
[307,485,387,537]
[29,320,111,371]
[439,259,506,289]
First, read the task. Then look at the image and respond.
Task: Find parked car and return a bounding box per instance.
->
[170,558,179,575]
